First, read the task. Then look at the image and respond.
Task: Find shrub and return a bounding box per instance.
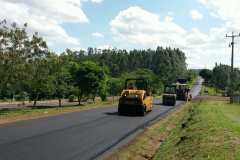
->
[101,92,109,101]
[68,94,77,102]
[15,92,28,101]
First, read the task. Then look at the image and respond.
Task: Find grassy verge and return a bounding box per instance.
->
[153,95,162,99]
[109,100,240,160]
[154,100,240,159]
[188,77,197,89]
[0,101,118,118]
[202,85,221,96]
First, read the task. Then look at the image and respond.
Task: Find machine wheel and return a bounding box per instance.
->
[172,100,176,106]
[162,100,165,105]
[140,105,147,116]
[118,106,124,115]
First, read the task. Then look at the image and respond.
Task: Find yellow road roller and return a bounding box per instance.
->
[118,78,153,116]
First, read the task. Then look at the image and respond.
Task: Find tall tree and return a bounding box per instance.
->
[69,61,108,104]
[199,69,213,84]
[24,32,50,108]
[0,20,29,101]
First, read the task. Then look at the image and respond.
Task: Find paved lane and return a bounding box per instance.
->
[190,77,203,98]
[0,78,202,160]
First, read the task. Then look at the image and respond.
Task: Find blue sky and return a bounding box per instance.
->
[1,0,240,69]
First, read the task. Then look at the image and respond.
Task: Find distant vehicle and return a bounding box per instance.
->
[172,79,188,101]
[162,79,188,106]
[118,78,153,116]
[162,85,177,106]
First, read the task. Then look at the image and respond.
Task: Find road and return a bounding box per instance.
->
[0,78,202,160]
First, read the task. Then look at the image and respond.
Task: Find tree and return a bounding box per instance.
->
[199,69,213,84]
[70,61,108,104]
[24,32,50,108]
[185,71,196,84]
[0,20,29,101]
[107,78,122,101]
[212,63,230,91]
[48,53,73,107]
[135,68,163,94]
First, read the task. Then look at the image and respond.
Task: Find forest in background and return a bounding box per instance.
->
[0,20,197,108]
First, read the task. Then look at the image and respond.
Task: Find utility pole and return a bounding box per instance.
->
[226,32,240,104]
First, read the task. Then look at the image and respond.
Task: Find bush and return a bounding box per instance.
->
[82,96,89,101]
[15,92,28,101]
[101,92,109,101]
[68,94,77,102]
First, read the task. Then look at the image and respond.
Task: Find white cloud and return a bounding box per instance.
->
[197,0,207,5]
[204,48,231,56]
[92,32,104,37]
[164,16,174,22]
[184,48,201,59]
[209,27,229,46]
[189,10,203,20]
[70,47,87,52]
[185,32,210,48]
[91,0,104,3]
[110,6,186,48]
[192,28,199,33]
[0,0,89,46]
[97,45,114,50]
[199,0,240,21]
[210,12,218,18]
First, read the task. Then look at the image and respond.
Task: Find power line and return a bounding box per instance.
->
[233,1,240,19]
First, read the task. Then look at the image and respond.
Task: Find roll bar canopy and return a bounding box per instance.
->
[125,78,148,92]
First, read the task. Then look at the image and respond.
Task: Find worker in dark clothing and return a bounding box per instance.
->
[186,87,190,94]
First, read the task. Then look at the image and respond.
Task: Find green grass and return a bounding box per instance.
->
[0,101,118,117]
[188,77,197,89]
[202,85,221,96]
[153,100,240,160]
[154,95,162,99]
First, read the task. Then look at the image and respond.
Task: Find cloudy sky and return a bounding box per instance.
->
[1,0,240,69]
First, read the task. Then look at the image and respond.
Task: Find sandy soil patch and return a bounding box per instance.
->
[193,95,229,101]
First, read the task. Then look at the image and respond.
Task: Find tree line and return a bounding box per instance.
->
[0,20,194,108]
[199,63,240,93]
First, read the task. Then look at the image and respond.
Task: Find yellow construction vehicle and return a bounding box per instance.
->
[162,79,188,106]
[162,85,177,106]
[118,78,153,116]
[173,79,188,101]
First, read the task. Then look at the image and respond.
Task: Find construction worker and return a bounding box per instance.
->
[128,83,135,89]
[184,91,188,101]
[190,94,192,101]
[186,87,190,94]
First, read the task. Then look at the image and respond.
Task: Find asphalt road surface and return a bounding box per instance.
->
[0,78,203,160]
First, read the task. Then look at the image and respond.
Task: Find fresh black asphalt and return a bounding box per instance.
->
[0,78,202,160]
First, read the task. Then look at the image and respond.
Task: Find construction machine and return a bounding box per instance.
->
[173,79,188,101]
[162,79,188,106]
[162,85,177,106]
[118,78,153,116]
